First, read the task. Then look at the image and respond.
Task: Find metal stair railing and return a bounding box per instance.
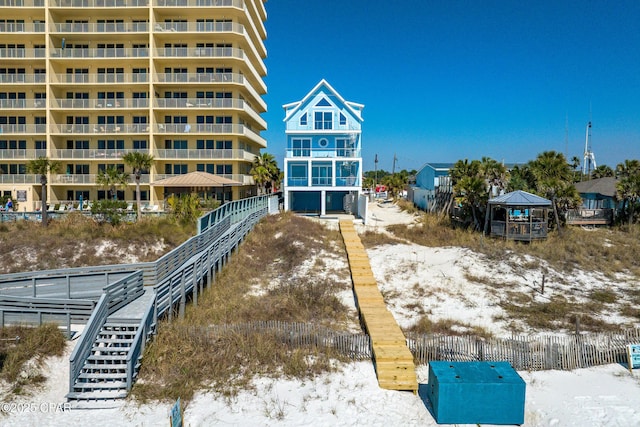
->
[126,296,155,390]
[68,270,144,393]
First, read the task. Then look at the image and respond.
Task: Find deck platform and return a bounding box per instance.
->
[339,220,418,394]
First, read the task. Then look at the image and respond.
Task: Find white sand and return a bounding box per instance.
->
[2,202,640,426]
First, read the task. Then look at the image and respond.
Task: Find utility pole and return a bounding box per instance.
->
[392,153,397,174]
[374,154,378,189]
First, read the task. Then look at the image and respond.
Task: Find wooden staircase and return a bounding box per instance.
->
[67,319,142,401]
[339,220,418,393]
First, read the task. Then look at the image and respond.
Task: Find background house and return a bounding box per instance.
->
[282,80,363,215]
[567,177,618,226]
[410,163,454,213]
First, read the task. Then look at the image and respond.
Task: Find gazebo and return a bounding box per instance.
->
[488,190,552,241]
[151,171,241,202]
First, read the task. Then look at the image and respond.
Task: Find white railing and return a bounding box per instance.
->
[0,174,39,184]
[0,99,45,109]
[0,149,46,159]
[53,98,149,109]
[50,48,149,58]
[52,73,149,84]
[0,0,45,6]
[154,0,242,7]
[0,124,46,133]
[153,148,255,161]
[50,0,147,6]
[0,22,45,32]
[53,22,148,32]
[51,123,150,134]
[153,21,243,34]
[0,48,46,58]
[154,72,239,83]
[154,46,242,59]
[0,74,46,84]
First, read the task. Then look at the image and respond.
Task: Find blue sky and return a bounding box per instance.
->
[261,1,640,173]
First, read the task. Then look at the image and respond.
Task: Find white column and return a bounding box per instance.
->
[321,190,326,216]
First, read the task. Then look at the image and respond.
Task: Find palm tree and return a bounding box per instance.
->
[480,157,509,233]
[590,164,614,179]
[380,173,408,199]
[250,152,279,195]
[96,166,129,200]
[528,151,580,235]
[450,159,486,229]
[122,152,154,220]
[615,160,640,225]
[26,157,61,227]
[507,164,535,193]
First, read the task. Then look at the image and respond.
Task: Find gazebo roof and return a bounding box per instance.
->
[151,171,241,187]
[489,190,551,206]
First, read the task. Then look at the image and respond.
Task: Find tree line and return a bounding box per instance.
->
[449,151,640,232]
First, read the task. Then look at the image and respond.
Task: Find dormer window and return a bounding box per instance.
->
[314,111,332,130]
[300,113,307,126]
[339,112,346,126]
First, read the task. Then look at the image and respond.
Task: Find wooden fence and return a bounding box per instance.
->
[408,329,640,370]
[180,324,640,371]
[185,321,372,361]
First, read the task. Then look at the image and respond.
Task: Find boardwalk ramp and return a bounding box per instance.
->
[339,220,418,393]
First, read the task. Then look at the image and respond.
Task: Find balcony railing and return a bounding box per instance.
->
[51,174,149,184]
[287,177,308,187]
[0,74,46,84]
[53,98,149,109]
[286,148,361,159]
[52,73,148,84]
[53,22,148,33]
[156,123,232,133]
[155,72,240,84]
[154,47,242,59]
[0,174,39,184]
[154,148,255,161]
[0,0,45,6]
[0,99,46,109]
[0,124,46,133]
[51,124,150,134]
[155,98,248,109]
[53,149,138,159]
[154,0,242,7]
[50,0,147,7]
[0,48,46,58]
[566,208,614,226]
[153,21,243,34]
[154,124,265,147]
[0,23,45,32]
[0,149,46,159]
[50,48,148,58]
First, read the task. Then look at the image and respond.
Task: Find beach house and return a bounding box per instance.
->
[282,80,363,215]
[410,162,454,213]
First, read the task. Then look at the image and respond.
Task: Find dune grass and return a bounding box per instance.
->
[133,212,357,403]
[0,324,66,395]
[384,211,640,278]
[0,213,194,273]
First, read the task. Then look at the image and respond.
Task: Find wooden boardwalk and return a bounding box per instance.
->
[339,220,418,393]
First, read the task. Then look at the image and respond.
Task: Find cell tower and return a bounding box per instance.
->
[581,121,596,177]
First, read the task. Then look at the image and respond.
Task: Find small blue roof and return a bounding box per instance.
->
[489,190,551,206]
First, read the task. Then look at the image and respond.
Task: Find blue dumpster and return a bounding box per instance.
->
[428,361,526,425]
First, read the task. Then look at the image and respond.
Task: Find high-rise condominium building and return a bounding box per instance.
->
[0,0,267,211]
